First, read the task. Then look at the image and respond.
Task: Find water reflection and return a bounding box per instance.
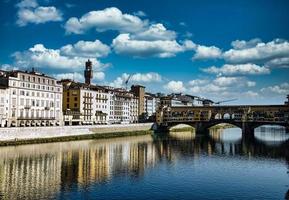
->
[255,126,289,146]
[0,129,288,200]
[210,127,242,143]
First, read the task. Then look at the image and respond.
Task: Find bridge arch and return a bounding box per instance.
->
[167,123,196,131]
[250,122,289,130]
[205,121,242,130]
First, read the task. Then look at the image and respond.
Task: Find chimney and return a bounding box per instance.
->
[84,59,93,85]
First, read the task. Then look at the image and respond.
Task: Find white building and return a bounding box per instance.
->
[144,93,158,117]
[0,70,63,127]
[0,86,9,127]
[107,88,138,124]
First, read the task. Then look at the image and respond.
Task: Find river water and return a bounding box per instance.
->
[0,127,288,200]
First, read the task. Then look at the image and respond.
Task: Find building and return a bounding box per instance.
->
[62,60,139,125]
[285,95,289,105]
[0,69,63,127]
[0,86,9,127]
[144,93,158,118]
[160,93,213,107]
[107,87,139,124]
[131,85,145,117]
[62,81,110,125]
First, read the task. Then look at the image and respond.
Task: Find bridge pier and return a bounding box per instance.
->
[194,122,209,135]
[242,122,255,139]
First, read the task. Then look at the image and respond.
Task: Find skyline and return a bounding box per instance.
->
[1,0,289,104]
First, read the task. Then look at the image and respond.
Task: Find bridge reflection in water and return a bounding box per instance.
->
[0,128,288,199]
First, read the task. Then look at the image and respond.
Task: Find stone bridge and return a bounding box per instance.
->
[156,104,289,135]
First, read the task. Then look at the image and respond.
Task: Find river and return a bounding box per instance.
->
[0,126,288,200]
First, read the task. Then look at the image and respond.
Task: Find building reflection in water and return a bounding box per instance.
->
[0,128,288,199]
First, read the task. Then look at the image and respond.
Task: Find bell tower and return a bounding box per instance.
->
[84,59,93,85]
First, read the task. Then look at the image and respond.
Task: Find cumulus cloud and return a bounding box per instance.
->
[133,11,146,17]
[16,0,38,8]
[16,0,62,26]
[60,39,110,58]
[186,76,258,101]
[193,45,222,60]
[261,82,289,95]
[131,23,176,41]
[112,33,185,58]
[202,63,270,75]
[224,39,289,64]
[64,7,148,34]
[265,57,289,69]
[13,43,109,71]
[213,77,242,87]
[230,38,262,50]
[53,71,105,82]
[110,72,162,88]
[0,64,18,71]
[164,81,186,92]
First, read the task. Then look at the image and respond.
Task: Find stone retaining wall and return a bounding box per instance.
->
[0,123,154,142]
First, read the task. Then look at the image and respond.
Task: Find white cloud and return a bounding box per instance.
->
[246,81,256,87]
[164,81,186,93]
[16,0,62,26]
[53,71,105,82]
[13,44,109,71]
[193,45,222,60]
[265,57,289,68]
[188,79,209,86]
[16,0,37,8]
[224,39,289,64]
[261,82,289,95]
[0,64,18,71]
[130,72,162,82]
[133,11,146,17]
[243,91,259,98]
[202,63,270,75]
[64,7,148,34]
[230,38,262,50]
[112,33,185,58]
[60,39,110,58]
[131,23,176,41]
[213,77,242,87]
[110,72,162,88]
[187,76,258,102]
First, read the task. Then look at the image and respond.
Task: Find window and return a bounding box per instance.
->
[74,103,77,107]
[74,97,77,101]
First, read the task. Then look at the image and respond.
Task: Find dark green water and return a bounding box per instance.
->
[0,127,288,200]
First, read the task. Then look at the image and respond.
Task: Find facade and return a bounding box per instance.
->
[144,93,158,117]
[107,88,139,124]
[0,86,9,127]
[160,93,213,108]
[62,81,110,125]
[131,85,145,117]
[0,70,63,127]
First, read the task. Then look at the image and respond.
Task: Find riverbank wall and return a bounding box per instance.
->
[0,123,154,146]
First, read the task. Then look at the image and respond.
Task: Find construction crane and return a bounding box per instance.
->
[214,98,237,105]
[125,75,131,90]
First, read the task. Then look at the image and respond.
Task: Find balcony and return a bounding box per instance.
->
[24,105,31,109]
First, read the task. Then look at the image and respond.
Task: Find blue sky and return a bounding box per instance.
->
[1,0,289,104]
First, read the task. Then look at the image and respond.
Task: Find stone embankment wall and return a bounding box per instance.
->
[0,123,154,142]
